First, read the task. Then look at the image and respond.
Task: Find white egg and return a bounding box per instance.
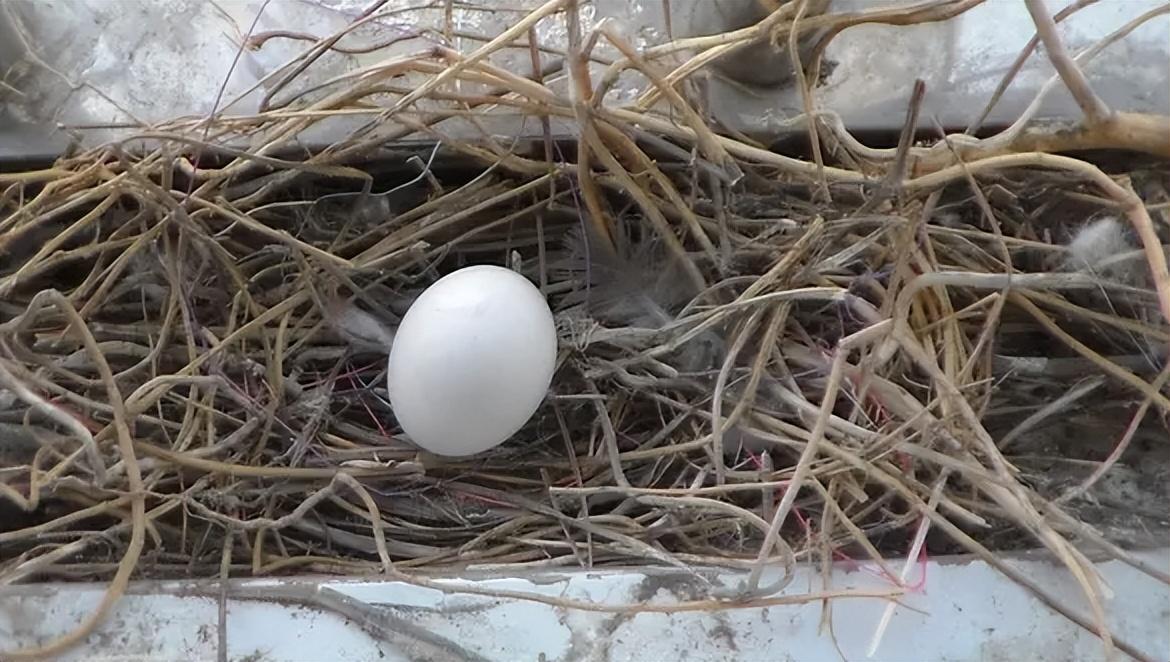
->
[387,265,557,456]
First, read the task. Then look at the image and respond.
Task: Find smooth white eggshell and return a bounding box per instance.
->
[387,265,557,456]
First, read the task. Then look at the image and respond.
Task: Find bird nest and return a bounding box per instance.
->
[1,0,1168,658]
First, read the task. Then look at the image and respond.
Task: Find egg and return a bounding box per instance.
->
[387,265,558,456]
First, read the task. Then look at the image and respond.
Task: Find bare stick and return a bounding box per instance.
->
[565,0,617,253]
[788,0,828,199]
[1023,0,1111,122]
[867,470,950,657]
[967,0,1100,133]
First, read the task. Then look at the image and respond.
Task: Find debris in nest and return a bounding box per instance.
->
[326,300,397,354]
[1065,216,1138,281]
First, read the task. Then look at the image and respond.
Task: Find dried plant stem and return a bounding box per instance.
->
[390,0,566,115]
[866,470,949,657]
[1057,361,1170,504]
[967,0,1100,133]
[0,357,107,482]
[2,292,147,660]
[1011,294,1170,414]
[747,319,891,592]
[1023,0,1111,122]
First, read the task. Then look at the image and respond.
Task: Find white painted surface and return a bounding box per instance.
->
[1,550,1167,661]
[1,0,1167,156]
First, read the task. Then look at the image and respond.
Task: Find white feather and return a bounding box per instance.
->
[330,303,396,352]
[1065,217,1134,279]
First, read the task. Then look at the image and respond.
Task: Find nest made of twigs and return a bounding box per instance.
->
[1,1,1169,659]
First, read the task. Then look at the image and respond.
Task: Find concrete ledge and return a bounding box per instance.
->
[1,549,1166,661]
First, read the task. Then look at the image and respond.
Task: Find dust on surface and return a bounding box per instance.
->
[984,391,1170,550]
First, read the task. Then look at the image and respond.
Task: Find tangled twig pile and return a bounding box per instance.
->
[0,0,1168,659]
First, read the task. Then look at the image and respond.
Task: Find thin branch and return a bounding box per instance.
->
[1023,0,1111,122]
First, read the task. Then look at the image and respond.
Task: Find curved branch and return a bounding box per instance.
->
[1024,0,1111,122]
